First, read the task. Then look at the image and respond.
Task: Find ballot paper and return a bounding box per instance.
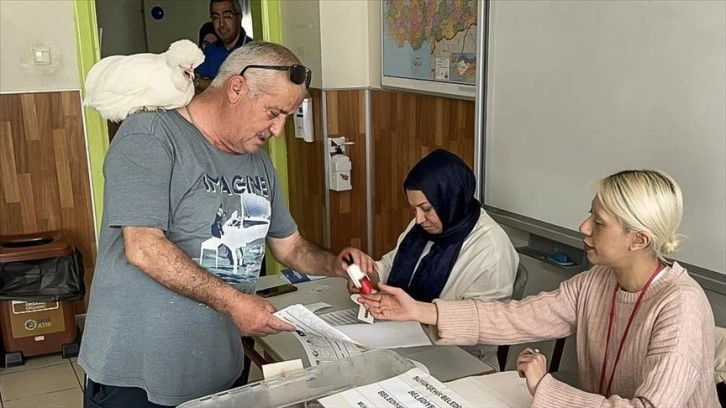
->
[336,321,433,349]
[274,304,355,342]
[276,304,433,367]
[445,370,533,407]
[318,367,472,408]
[293,331,362,366]
[275,304,364,366]
[318,308,433,348]
[304,302,334,313]
[319,307,360,326]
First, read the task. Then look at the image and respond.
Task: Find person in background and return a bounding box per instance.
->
[361,169,717,407]
[194,0,252,91]
[352,148,518,368]
[198,21,218,50]
[79,41,374,408]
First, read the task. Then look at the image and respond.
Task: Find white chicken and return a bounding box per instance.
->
[84,39,204,122]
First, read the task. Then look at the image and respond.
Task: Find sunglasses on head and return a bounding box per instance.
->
[240,64,312,89]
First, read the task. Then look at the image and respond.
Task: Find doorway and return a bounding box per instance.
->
[73,0,289,274]
[93,0,256,141]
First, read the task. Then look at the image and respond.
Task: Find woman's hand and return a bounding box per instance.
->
[347,270,381,294]
[358,283,438,325]
[516,348,548,396]
[336,247,377,279]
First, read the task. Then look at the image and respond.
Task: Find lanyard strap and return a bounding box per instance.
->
[598,261,662,396]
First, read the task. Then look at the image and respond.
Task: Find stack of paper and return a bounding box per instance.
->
[276,305,433,349]
[335,321,433,349]
[445,370,533,407]
[275,304,434,367]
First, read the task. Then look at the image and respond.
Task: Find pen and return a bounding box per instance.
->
[518,348,541,377]
[344,255,374,294]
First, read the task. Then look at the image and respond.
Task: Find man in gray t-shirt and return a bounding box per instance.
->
[79,41,376,408]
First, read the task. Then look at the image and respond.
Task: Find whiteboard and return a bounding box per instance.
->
[483,1,726,274]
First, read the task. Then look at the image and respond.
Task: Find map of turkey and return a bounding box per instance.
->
[383,0,478,84]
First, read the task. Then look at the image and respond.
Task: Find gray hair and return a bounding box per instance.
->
[596,170,683,260]
[211,41,303,96]
[209,0,243,16]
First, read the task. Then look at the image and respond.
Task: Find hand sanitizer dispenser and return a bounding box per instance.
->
[329,137,352,191]
[330,155,352,191]
[294,97,314,143]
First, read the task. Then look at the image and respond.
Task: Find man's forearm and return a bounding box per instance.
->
[275,235,338,277]
[123,227,240,315]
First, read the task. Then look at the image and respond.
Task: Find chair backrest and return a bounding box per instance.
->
[496,262,528,370]
[715,326,726,405]
[511,262,528,301]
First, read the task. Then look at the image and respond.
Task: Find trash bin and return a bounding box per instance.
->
[0,232,85,367]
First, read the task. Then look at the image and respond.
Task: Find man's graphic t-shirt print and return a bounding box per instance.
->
[198,189,271,284]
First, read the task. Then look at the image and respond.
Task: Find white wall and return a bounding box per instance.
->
[143,0,210,53]
[318,0,371,89]
[96,0,147,57]
[280,0,323,90]
[367,0,381,89]
[0,0,80,92]
[279,0,381,90]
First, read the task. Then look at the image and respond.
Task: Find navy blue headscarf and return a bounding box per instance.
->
[198,22,216,47]
[387,149,481,302]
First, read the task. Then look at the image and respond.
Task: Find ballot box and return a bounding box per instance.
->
[177,350,417,408]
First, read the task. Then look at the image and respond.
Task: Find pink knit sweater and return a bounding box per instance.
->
[432,262,718,407]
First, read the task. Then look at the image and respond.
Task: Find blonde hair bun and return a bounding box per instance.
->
[660,235,681,255]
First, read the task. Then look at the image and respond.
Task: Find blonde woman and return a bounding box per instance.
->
[360,170,718,407]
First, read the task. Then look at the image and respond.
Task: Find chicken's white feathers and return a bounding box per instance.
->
[84,39,204,122]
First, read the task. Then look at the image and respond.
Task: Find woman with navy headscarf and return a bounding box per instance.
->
[367,149,518,365]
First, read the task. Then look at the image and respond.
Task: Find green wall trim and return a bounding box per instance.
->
[255,0,288,275]
[72,0,108,232]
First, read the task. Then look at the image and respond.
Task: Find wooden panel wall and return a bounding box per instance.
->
[370,90,475,259]
[285,88,326,248]
[0,91,97,312]
[326,90,368,253]
[285,89,475,260]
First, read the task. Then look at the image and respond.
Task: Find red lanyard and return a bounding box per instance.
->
[598,261,663,396]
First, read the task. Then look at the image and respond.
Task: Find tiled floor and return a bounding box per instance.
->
[0,352,264,408]
[0,353,84,408]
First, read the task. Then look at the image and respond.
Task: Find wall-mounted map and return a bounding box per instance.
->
[382,0,479,99]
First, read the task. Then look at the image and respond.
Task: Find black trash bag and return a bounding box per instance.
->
[0,250,85,301]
